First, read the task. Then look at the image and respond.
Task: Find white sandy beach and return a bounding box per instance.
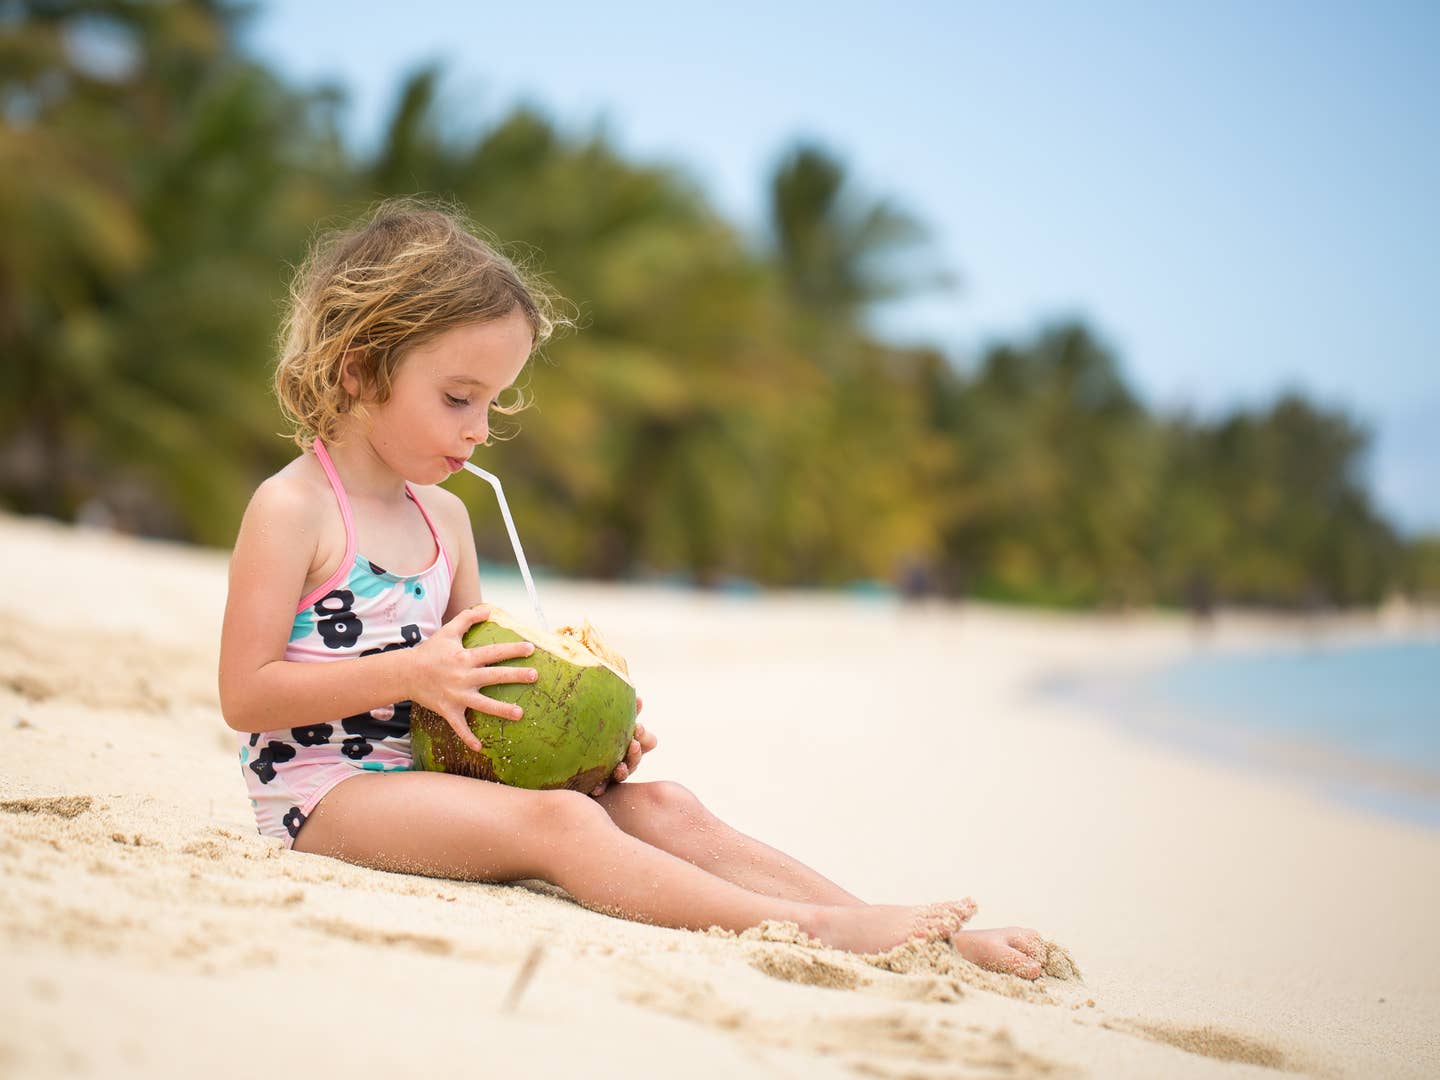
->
[1,510,1438,1079]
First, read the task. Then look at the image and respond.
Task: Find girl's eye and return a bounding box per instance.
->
[444,394,471,408]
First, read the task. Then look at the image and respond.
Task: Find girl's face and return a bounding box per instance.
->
[344,309,533,484]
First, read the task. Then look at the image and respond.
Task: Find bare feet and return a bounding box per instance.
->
[951,926,1047,979]
[805,899,975,955]
[805,902,1048,980]
[939,896,978,926]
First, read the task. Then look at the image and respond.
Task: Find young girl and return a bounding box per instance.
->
[218,197,1047,978]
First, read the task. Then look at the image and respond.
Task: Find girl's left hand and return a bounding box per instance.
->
[590,695,657,797]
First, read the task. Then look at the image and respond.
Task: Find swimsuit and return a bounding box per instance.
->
[237,438,453,848]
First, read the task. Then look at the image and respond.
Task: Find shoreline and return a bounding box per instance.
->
[1030,626,1440,830]
[1045,677,1440,830]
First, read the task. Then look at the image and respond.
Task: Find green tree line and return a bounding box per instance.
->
[3,1,1436,609]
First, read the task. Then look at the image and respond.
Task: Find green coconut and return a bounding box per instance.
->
[409,605,637,791]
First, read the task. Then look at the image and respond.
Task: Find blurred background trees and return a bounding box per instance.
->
[1,0,1430,609]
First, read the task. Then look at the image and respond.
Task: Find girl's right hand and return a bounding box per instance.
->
[411,604,539,752]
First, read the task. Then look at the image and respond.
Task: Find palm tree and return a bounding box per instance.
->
[0,0,343,540]
[767,141,950,335]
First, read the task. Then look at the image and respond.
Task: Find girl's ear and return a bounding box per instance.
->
[339,349,367,400]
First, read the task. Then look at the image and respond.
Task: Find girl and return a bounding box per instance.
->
[218,197,1047,977]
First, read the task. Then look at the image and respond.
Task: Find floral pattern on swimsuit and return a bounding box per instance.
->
[236,438,454,849]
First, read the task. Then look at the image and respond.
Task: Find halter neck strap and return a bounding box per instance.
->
[295,438,358,614]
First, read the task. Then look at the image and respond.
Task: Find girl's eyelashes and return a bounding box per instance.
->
[445,393,501,411]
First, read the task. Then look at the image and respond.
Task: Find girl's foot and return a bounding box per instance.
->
[939,896,978,926]
[806,903,1048,979]
[805,899,972,955]
[951,926,1047,979]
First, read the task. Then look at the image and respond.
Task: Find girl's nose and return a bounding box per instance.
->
[464,416,488,445]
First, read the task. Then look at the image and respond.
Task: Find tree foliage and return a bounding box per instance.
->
[0,0,1425,608]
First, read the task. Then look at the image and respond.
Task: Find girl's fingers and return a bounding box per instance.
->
[473,665,539,689]
[636,695,644,715]
[613,762,629,782]
[468,694,524,721]
[444,605,491,636]
[470,640,535,665]
[446,713,483,753]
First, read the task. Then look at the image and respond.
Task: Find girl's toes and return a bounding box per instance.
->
[1014,956,1043,979]
[948,897,978,923]
[1010,930,1046,960]
[995,944,1043,979]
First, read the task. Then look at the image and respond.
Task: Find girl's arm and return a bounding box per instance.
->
[218,475,420,734]
[219,477,531,746]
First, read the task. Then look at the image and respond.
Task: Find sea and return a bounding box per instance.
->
[1046,634,1440,828]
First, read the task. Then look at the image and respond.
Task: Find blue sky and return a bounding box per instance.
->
[240,1,1439,533]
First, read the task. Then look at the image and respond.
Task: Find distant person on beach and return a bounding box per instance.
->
[217,197,1048,976]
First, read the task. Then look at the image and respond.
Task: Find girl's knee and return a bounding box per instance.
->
[531,788,612,834]
[633,780,705,820]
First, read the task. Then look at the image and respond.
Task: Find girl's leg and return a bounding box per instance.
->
[594,781,865,906]
[593,780,1048,978]
[291,771,958,954]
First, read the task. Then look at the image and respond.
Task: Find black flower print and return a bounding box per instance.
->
[283,806,307,839]
[314,589,363,649]
[248,740,297,784]
[340,703,408,741]
[290,723,333,747]
[368,560,387,575]
[359,624,423,660]
[313,589,354,617]
[342,735,373,760]
[317,613,363,649]
[391,700,412,729]
[249,733,260,747]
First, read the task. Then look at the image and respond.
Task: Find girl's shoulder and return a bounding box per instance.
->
[229,456,329,596]
[244,453,328,533]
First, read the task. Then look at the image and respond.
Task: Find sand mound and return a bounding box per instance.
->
[706,919,1083,1007]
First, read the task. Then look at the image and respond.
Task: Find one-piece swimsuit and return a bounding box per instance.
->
[236,438,453,848]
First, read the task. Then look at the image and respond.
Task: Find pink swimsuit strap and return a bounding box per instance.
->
[296,439,453,614]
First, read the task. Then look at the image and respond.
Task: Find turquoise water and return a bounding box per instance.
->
[1053,635,1440,826]
[1136,637,1440,770]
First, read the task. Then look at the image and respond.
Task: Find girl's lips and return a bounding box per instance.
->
[445,456,467,472]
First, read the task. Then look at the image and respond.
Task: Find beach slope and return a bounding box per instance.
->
[1,512,1436,1078]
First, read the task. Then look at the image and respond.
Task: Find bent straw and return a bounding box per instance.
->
[461,461,548,626]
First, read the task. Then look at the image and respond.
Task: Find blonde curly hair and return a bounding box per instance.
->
[273,195,570,450]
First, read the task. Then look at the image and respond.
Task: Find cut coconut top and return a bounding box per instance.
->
[483,605,634,687]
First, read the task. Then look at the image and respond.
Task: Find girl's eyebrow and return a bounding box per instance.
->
[444,375,489,386]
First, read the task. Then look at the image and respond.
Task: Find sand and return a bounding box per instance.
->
[1,509,1438,1079]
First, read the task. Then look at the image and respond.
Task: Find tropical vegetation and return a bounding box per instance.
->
[3,1,1435,609]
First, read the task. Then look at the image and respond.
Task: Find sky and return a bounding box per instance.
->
[239,1,1439,533]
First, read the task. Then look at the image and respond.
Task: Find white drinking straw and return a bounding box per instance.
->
[461,461,547,626]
